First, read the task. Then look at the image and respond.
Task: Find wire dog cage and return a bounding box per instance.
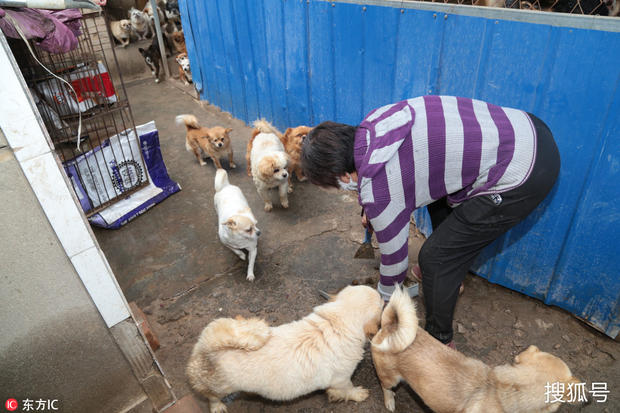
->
[10,10,148,217]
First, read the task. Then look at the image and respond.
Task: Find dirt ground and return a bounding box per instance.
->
[93,78,618,413]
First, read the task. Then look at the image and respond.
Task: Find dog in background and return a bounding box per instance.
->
[280,125,312,191]
[176,114,235,169]
[165,0,182,29]
[187,285,383,413]
[246,119,291,212]
[371,287,581,413]
[110,19,132,47]
[139,36,170,83]
[176,53,192,85]
[171,30,186,54]
[214,169,259,281]
[129,7,151,40]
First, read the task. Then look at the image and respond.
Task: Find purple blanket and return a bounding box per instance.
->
[0,7,82,53]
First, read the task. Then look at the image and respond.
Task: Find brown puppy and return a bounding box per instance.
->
[371,288,581,413]
[176,114,234,169]
[280,125,312,190]
[171,30,187,53]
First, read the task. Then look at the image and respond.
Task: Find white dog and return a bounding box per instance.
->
[187,285,384,413]
[129,7,151,40]
[246,119,291,212]
[214,169,260,281]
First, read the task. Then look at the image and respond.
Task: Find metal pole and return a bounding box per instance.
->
[149,0,170,80]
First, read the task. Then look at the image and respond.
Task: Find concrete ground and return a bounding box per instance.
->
[93,78,618,413]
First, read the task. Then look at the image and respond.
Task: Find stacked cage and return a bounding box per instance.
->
[13,11,148,217]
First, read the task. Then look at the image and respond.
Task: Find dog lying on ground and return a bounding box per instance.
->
[280,125,312,191]
[214,169,259,281]
[187,285,383,413]
[110,19,132,47]
[176,114,235,169]
[176,52,192,85]
[246,119,291,211]
[371,287,581,413]
[129,7,151,40]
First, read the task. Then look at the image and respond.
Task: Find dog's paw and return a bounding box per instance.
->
[155,78,160,83]
[327,386,369,403]
[199,161,207,166]
[246,273,255,282]
[287,186,293,194]
[209,400,227,413]
[264,203,273,212]
[299,176,307,182]
[348,386,369,402]
[281,200,289,209]
[230,162,237,169]
[383,388,396,412]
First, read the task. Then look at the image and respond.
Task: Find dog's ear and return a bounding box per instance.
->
[225,128,232,134]
[364,319,380,340]
[257,157,275,180]
[224,218,237,229]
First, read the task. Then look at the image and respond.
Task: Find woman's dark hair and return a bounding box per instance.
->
[301,121,357,188]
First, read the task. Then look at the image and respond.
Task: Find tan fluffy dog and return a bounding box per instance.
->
[246,119,290,211]
[187,285,383,413]
[176,114,234,169]
[371,288,581,413]
[281,125,312,190]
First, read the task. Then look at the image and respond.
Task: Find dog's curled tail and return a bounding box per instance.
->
[214,168,229,192]
[175,114,200,129]
[371,286,419,353]
[252,118,282,137]
[198,316,271,353]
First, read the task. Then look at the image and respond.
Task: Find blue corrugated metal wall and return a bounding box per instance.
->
[178,0,620,337]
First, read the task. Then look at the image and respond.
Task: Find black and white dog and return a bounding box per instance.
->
[138,36,172,83]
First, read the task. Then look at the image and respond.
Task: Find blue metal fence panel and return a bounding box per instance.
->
[179,0,620,337]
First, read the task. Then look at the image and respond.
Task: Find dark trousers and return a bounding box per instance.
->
[419,114,560,344]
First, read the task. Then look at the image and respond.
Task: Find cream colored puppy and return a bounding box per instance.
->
[110,19,132,47]
[371,288,581,413]
[214,169,259,281]
[246,119,290,211]
[187,285,383,413]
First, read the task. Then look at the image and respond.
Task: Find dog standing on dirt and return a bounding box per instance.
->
[187,285,383,413]
[138,37,164,83]
[246,119,291,211]
[371,288,581,413]
[281,125,312,191]
[176,114,235,169]
[214,169,259,281]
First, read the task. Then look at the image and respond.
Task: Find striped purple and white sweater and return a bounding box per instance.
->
[354,96,537,288]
